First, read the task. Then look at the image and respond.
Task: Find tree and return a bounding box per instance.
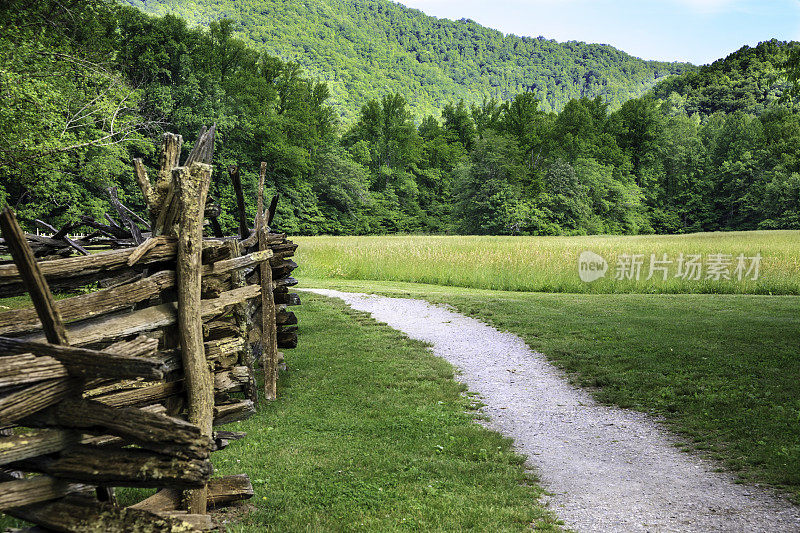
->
[471,98,503,138]
[532,159,591,234]
[453,132,528,234]
[344,93,420,179]
[500,93,547,169]
[0,0,155,224]
[574,158,647,234]
[786,46,800,97]
[441,100,476,151]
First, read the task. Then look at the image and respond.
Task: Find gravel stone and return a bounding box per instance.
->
[308,289,800,532]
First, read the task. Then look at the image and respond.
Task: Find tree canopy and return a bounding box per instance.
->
[122,0,693,122]
[2,1,798,236]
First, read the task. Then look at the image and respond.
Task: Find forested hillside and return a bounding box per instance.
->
[2,0,798,237]
[652,39,794,116]
[121,0,693,121]
[335,33,800,236]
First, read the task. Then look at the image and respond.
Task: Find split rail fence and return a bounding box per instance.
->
[0,127,300,531]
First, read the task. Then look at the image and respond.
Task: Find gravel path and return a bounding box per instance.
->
[306,289,800,532]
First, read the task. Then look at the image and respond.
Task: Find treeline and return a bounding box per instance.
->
[1,1,798,235]
[123,0,692,121]
[341,63,800,235]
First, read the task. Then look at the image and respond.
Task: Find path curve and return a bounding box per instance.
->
[306,289,800,532]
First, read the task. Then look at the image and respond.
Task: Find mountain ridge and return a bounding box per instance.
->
[122,0,694,121]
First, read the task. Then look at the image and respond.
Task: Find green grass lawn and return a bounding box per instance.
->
[295,231,800,295]
[304,278,800,503]
[213,293,560,531]
[0,293,562,531]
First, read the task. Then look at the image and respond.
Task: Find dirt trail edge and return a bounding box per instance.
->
[306,289,800,532]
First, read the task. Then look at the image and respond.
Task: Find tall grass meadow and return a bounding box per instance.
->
[295,231,800,294]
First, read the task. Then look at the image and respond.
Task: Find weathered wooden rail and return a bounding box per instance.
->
[0,128,300,530]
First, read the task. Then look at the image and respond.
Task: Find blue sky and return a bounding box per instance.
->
[394,0,800,64]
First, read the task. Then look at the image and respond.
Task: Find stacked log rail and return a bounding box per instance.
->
[0,129,301,398]
[244,235,299,368]
[0,231,264,529]
[0,128,301,530]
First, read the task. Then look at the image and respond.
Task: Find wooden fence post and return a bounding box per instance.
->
[259,227,278,401]
[258,163,279,401]
[175,162,214,514]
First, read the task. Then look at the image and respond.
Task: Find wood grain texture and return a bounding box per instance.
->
[0,337,166,380]
[6,493,205,532]
[23,284,259,347]
[175,161,214,515]
[17,446,212,488]
[0,379,72,426]
[206,474,254,508]
[0,476,90,511]
[41,399,213,460]
[0,354,68,387]
[0,429,81,466]
[0,270,175,336]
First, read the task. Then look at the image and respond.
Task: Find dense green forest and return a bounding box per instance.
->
[121,0,693,121]
[1,0,798,236]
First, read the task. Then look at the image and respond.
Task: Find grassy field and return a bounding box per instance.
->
[2,230,797,529]
[295,231,800,295]
[216,294,560,531]
[210,294,561,531]
[0,294,561,532]
[305,278,800,502]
